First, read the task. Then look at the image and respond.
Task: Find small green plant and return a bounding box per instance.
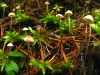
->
[63,19,76,33]
[30,59,53,75]
[53,4,63,14]
[3,31,25,44]
[1,3,7,18]
[15,9,30,23]
[0,48,25,75]
[40,10,59,25]
[90,14,100,35]
[0,49,8,71]
[52,60,74,74]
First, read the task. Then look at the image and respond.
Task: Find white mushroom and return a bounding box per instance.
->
[24,35,34,51]
[23,27,28,31]
[83,15,94,33]
[2,4,7,8]
[7,43,13,47]
[2,3,7,18]
[1,4,7,37]
[8,12,15,17]
[65,10,73,34]
[56,14,64,19]
[7,42,13,51]
[83,15,94,51]
[23,27,28,35]
[94,9,100,13]
[13,8,15,12]
[24,35,34,43]
[65,10,73,17]
[83,15,94,23]
[45,1,50,11]
[56,14,64,35]
[16,5,20,10]
[45,1,50,5]
[8,12,15,30]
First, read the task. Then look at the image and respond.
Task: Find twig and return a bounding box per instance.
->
[81,52,86,75]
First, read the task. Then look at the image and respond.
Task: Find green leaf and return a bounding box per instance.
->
[43,61,53,70]
[90,24,100,35]
[5,70,15,75]
[39,64,45,74]
[5,61,19,75]
[8,51,25,57]
[1,59,7,71]
[63,60,73,68]
[30,59,39,67]
[0,38,3,42]
[90,24,98,31]
[18,35,26,41]
[28,27,37,35]
[0,49,3,57]
[94,42,100,46]
[0,2,4,8]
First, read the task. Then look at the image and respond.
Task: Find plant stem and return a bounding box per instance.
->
[68,16,71,35]
[28,42,30,52]
[3,8,5,18]
[10,17,12,30]
[1,8,5,37]
[1,24,3,37]
[60,20,62,36]
[86,25,91,54]
[46,5,48,11]
[25,30,27,35]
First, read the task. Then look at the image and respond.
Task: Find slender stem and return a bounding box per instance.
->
[28,42,30,51]
[68,16,71,35]
[46,5,48,11]
[60,20,62,36]
[1,24,2,37]
[3,44,6,52]
[1,8,5,37]
[3,8,5,18]
[9,47,12,51]
[25,31,27,35]
[86,25,91,54]
[10,17,12,30]
[56,9,57,14]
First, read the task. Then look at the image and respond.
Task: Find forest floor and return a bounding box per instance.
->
[0,0,100,75]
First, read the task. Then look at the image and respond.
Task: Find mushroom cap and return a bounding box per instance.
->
[85,1,90,5]
[23,27,28,31]
[24,35,34,43]
[8,12,15,17]
[94,9,100,13]
[83,15,94,23]
[65,10,73,16]
[16,5,20,10]
[45,1,50,5]
[7,43,13,47]
[13,8,15,12]
[2,4,7,8]
[56,14,64,19]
